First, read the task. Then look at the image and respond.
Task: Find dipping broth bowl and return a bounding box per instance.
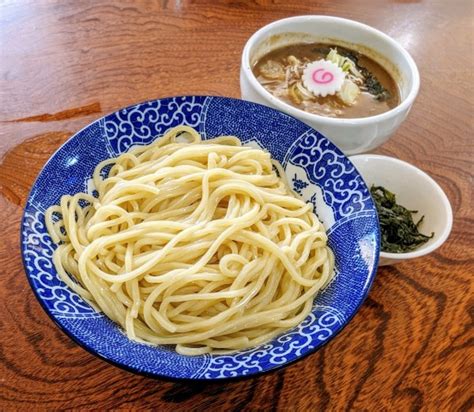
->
[240,15,420,155]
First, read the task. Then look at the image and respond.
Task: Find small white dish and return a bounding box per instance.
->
[240,15,420,155]
[350,154,453,265]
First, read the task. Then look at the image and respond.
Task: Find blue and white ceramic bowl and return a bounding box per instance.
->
[21,96,380,380]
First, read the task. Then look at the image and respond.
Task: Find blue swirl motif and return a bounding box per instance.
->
[284,129,371,220]
[292,174,309,195]
[199,306,344,379]
[101,96,210,154]
[23,208,101,318]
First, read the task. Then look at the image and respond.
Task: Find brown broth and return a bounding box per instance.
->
[253,43,400,119]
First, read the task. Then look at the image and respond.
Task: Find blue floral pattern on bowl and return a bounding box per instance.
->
[21,96,380,380]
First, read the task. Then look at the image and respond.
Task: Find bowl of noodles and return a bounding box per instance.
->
[21,96,379,380]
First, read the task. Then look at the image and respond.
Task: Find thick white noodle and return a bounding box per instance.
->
[45,126,334,355]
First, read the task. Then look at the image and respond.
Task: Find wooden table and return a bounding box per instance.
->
[1,1,472,410]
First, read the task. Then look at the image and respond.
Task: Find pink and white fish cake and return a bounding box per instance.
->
[302,60,345,97]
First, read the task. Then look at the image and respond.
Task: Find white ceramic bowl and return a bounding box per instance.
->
[240,16,420,155]
[350,154,453,266]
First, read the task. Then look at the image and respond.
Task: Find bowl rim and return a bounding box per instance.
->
[241,15,420,125]
[20,95,381,380]
[350,154,453,260]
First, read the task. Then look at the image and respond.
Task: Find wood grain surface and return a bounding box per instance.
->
[0,1,472,410]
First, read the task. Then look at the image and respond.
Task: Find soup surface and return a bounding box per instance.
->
[253,43,400,119]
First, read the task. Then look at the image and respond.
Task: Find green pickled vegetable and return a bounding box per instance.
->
[336,48,392,101]
[370,186,434,253]
[362,70,392,101]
